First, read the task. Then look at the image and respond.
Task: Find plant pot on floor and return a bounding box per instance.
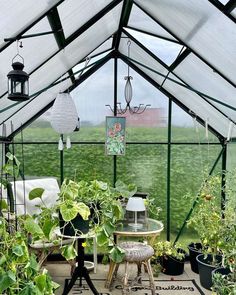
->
[196,253,222,290]
[59,212,89,236]
[188,242,203,274]
[160,249,186,276]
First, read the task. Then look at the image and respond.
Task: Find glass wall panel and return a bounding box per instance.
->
[172,102,220,143]
[117,144,167,238]
[170,144,222,245]
[64,144,113,184]
[13,143,59,179]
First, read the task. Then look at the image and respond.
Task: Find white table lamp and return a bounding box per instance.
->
[126,197,146,229]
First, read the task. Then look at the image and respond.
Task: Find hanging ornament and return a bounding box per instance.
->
[50,92,78,150]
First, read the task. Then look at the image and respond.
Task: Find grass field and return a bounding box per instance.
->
[13,120,222,245]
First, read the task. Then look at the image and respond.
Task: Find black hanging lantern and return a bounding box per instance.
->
[7,55,29,101]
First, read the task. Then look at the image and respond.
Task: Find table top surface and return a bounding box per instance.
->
[114,218,164,236]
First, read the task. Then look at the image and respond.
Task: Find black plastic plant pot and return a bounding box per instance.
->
[160,249,186,276]
[188,242,203,274]
[59,212,89,236]
[212,267,231,277]
[196,253,222,290]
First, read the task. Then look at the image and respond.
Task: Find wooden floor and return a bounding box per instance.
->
[45,261,211,295]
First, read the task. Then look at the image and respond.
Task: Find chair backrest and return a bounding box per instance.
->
[2,178,60,215]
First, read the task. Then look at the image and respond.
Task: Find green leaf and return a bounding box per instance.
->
[0,254,7,266]
[0,271,16,293]
[29,188,45,200]
[96,230,109,246]
[34,273,47,292]
[109,246,125,263]
[12,245,24,257]
[61,244,77,260]
[0,199,8,210]
[24,217,44,237]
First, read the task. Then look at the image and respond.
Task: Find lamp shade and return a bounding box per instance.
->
[50,92,78,134]
[126,197,145,212]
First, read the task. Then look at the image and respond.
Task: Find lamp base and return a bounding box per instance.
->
[128,222,143,229]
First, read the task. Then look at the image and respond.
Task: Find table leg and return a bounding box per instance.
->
[62,239,99,295]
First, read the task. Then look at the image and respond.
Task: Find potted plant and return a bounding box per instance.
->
[211,187,236,294]
[187,174,230,290]
[153,241,186,275]
[0,217,59,294]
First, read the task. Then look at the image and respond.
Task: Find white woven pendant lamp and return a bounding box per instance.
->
[50,92,78,150]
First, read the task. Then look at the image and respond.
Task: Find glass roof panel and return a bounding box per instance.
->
[58,0,113,38]
[128,4,177,42]
[119,34,168,85]
[0,0,60,49]
[30,3,121,95]
[135,0,236,84]
[0,17,58,97]
[0,3,122,136]
[73,51,112,79]
[174,53,236,122]
[163,73,233,137]
[125,28,184,66]
[231,9,236,18]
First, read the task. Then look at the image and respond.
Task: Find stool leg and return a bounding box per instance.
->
[146,259,155,295]
[105,261,117,289]
[122,261,130,295]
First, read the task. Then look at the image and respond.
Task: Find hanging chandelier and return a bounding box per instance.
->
[106,40,150,115]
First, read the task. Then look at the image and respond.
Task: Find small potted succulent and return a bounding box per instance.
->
[153,241,186,275]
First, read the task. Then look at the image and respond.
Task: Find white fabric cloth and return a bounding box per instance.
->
[2,178,60,215]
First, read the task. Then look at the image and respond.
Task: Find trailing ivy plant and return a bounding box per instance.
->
[0,217,59,294]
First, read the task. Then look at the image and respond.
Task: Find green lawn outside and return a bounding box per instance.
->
[13,121,222,246]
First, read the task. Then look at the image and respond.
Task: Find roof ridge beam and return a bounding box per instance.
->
[112,0,133,50]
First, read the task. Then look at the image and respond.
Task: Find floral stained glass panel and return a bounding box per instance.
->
[105,116,126,155]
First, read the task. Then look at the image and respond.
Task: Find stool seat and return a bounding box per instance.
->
[120,241,154,262]
[105,241,155,295]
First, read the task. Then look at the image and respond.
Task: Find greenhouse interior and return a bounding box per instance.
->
[0,0,235,294]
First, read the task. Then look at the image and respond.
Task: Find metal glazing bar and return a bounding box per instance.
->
[167,99,172,241]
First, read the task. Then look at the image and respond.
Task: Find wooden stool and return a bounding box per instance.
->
[105,241,155,295]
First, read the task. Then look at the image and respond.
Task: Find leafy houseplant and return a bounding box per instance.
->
[0,217,59,294]
[211,182,236,294]
[153,241,186,276]
[188,172,236,290]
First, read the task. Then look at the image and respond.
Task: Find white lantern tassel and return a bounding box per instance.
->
[58,137,64,150]
[66,136,71,149]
